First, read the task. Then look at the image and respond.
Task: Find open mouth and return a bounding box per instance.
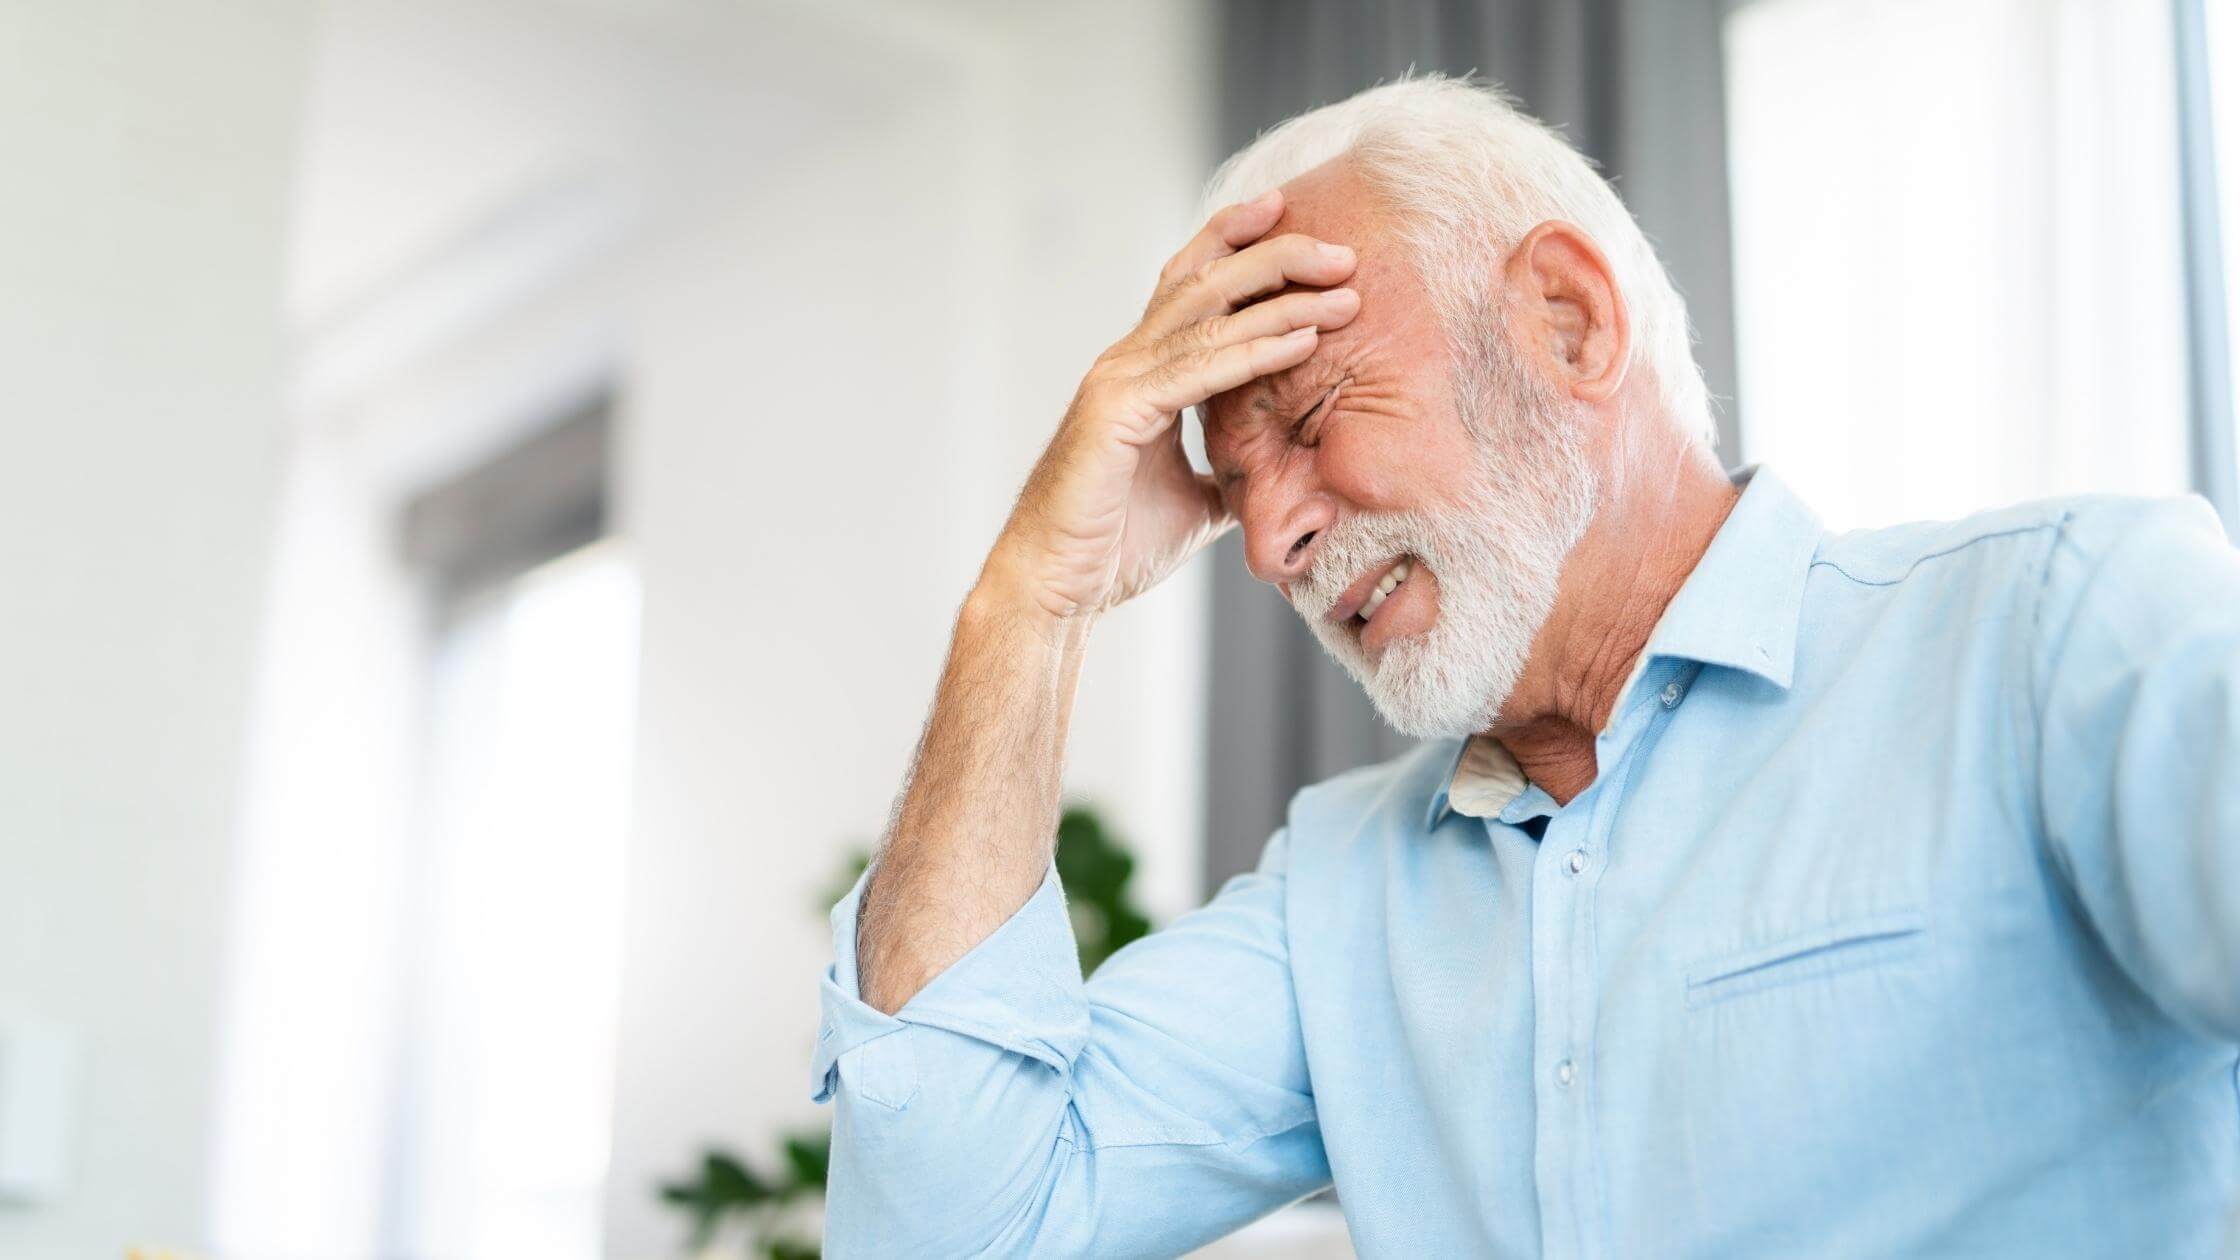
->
[1355,557,1412,626]
[1326,553,1419,637]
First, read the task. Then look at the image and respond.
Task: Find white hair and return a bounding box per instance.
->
[1205,74,1714,444]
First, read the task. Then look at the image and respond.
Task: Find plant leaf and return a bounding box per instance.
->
[781,1132,830,1188]
[703,1150,774,1204]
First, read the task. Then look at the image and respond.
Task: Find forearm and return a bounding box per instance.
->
[856,564,1092,1014]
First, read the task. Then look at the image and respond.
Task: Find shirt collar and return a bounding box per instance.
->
[1423,465,1823,829]
[1636,464,1822,691]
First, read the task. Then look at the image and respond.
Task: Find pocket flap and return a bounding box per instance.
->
[1686,908,1927,1009]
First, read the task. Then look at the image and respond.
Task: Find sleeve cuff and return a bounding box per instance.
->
[811,855,1088,1103]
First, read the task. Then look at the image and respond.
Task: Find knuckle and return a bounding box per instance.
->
[1158,347,1210,386]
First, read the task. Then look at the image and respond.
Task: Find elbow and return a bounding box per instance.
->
[821,1052,1083,1258]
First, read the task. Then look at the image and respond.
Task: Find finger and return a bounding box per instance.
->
[1154,189,1285,295]
[1156,287,1358,364]
[1137,325,1320,414]
[1142,234,1356,339]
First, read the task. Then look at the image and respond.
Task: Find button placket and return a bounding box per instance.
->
[1529,789,1609,1259]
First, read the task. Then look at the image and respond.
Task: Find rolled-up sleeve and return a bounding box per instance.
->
[2034,496,2240,1041]
[811,830,1329,1258]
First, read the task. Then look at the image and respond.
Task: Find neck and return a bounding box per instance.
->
[1492,432,1738,805]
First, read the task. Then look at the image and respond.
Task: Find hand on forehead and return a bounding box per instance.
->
[1201,162,1411,437]
[1209,162,1379,421]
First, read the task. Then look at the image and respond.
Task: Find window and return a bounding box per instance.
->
[386,539,638,1258]
[380,401,636,1257]
[214,400,638,1259]
[1724,0,2195,529]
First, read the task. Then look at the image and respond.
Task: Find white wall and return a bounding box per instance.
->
[0,2,311,1256]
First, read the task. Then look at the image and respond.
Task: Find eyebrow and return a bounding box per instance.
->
[1228,365,1326,428]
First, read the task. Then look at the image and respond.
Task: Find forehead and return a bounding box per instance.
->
[1199,161,1435,441]
[1269,157,1385,248]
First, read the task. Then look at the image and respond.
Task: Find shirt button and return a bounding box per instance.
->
[1555,1059,1576,1088]
[1660,680,1685,708]
[1566,849,1586,875]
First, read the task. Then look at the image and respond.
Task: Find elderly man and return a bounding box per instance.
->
[809,77,2240,1257]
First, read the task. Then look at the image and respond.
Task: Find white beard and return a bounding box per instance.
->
[1290,377,1599,739]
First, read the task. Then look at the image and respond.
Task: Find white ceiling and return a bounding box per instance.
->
[287,0,989,328]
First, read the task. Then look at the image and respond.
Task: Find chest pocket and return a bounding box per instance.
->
[1685,909,1927,1010]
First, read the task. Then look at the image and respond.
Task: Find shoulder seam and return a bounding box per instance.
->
[1810,520,2065,588]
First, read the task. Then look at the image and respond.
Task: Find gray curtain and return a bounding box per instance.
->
[1202,0,1741,890]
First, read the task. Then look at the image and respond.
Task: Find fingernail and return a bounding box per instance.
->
[1288,325,1319,340]
[1253,188,1282,208]
[1319,242,1354,263]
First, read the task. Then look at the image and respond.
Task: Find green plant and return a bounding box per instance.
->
[660,1137,827,1257]
[1052,805,1153,974]
[659,802,1153,1258]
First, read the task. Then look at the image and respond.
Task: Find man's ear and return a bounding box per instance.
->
[1503,220,1631,404]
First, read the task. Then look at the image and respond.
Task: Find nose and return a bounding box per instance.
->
[1239,482,1336,586]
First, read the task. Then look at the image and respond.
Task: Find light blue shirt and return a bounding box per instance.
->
[811,469,2240,1258]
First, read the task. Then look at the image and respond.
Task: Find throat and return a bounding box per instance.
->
[1497,724,1600,807]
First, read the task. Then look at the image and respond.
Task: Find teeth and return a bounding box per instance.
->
[1358,559,1411,623]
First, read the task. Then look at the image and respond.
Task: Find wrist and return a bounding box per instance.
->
[968,550,1097,654]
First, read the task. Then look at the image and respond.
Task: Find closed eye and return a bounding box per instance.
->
[1292,386,1340,445]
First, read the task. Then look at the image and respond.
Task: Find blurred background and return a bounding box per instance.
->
[3,0,2238,1257]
